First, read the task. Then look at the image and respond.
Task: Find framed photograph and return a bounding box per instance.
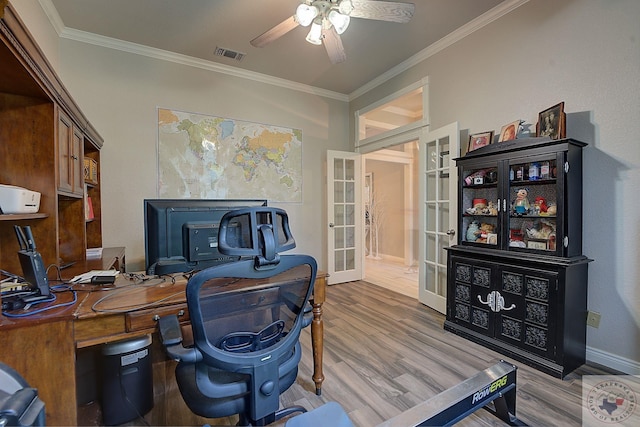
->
[536,102,566,139]
[498,120,521,142]
[467,131,494,152]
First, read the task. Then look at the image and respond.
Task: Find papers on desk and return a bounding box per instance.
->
[70,270,119,284]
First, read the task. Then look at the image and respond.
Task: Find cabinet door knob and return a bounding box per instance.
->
[446,229,456,236]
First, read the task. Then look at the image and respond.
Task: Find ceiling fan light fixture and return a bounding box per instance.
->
[296,3,318,27]
[328,10,350,34]
[338,0,354,15]
[305,20,323,45]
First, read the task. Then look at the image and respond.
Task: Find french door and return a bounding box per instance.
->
[418,123,459,313]
[326,150,363,284]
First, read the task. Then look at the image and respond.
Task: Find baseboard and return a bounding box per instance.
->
[586,346,640,375]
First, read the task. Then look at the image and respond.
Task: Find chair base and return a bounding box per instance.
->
[284,402,353,427]
[238,405,307,426]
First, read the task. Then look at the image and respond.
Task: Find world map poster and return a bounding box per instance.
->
[157,108,302,202]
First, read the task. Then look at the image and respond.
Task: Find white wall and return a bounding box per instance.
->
[351,0,640,374]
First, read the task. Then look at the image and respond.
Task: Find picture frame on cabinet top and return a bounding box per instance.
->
[536,102,566,140]
[467,131,494,152]
[498,120,521,142]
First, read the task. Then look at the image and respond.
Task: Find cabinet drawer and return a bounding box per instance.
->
[125,303,190,332]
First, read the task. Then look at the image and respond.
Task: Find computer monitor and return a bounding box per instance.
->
[143,199,267,275]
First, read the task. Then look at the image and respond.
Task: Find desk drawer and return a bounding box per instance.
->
[126,304,190,332]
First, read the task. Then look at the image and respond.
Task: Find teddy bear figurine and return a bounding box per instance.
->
[476,222,495,243]
[486,201,498,216]
[513,188,530,215]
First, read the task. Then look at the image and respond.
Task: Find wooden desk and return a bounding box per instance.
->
[0,268,326,426]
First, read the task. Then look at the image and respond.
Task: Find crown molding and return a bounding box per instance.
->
[37,0,348,102]
[63,27,350,102]
[38,0,527,103]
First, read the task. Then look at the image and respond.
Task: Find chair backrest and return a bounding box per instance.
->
[186,256,316,369]
[184,207,317,421]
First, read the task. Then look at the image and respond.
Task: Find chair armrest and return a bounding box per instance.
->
[158,314,183,345]
[158,315,202,363]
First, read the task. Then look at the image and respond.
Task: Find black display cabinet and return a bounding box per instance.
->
[445,137,592,378]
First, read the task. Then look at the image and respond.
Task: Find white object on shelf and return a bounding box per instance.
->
[86,247,103,259]
[0,184,41,214]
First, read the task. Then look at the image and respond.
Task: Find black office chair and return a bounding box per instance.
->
[0,362,46,426]
[158,207,316,426]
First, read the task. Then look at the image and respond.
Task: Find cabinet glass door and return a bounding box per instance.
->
[460,163,499,247]
[506,155,559,254]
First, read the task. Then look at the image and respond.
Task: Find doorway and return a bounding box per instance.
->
[363,142,419,299]
[355,83,425,299]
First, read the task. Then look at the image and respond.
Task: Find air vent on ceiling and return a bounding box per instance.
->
[214,47,246,62]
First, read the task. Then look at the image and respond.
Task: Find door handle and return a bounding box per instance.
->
[446,229,456,236]
[478,291,516,313]
[329,223,334,228]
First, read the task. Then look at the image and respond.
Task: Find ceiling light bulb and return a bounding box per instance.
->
[328,10,350,34]
[296,3,319,27]
[306,21,323,45]
[338,0,354,15]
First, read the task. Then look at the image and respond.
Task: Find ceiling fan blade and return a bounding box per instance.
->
[349,0,415,23]
[322,26,347,64]
[250,15,299,48]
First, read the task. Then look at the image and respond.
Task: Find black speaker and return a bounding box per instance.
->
[14,225,49,296]
[17,250,49,296]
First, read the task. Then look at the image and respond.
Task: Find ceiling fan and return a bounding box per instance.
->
[250,0,415,64]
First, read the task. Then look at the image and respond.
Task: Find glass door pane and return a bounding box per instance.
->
[507,155,559,254]
[460,163,499,247]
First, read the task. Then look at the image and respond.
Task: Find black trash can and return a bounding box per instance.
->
[101,335,154,425]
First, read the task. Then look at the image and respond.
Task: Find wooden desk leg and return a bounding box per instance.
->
[310,298,324,395]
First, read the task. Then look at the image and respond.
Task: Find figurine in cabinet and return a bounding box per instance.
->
[534,196,548,214]
[546,204,557,215]
[486,201,498,216]
[476,222,495,243]
[525,218,556,240]
[513,188,530,215]
[466,220,480,241]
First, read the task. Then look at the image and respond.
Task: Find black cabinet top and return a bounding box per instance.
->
[456,137,587,161]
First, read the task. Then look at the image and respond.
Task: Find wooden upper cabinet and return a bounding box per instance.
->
[57,108,84,197]
[1,2,105,273]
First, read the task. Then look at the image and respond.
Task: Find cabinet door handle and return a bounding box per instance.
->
[478,292,497,312]
[495,291,515,311]
[446,229,456,236]
[478,291,515,312]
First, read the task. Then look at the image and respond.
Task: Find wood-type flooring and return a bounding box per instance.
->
[112,280,619,426]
